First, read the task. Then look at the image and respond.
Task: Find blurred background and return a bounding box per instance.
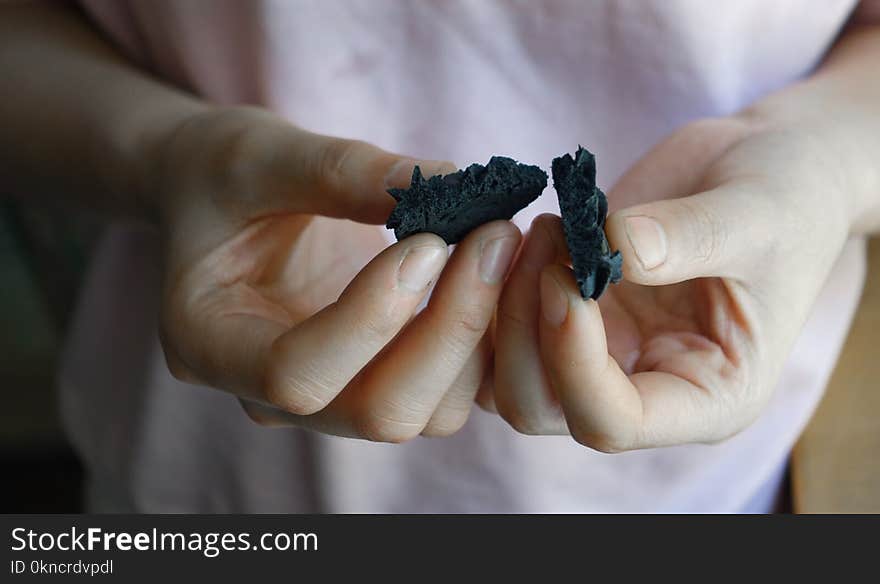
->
[0,201,102,512]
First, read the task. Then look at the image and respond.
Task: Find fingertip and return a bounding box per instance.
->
[390,231,449,274]
[387,233,447,296]
[539,263,582,303]
[538,267,571,328]
[514,215,557,270]
[537,215,576,269]
[441,220,521,286]
[476,390,498,414]
[393,234,449,294]
[607,210,665,284]
[337,231,447,308]
[531,213,565,241]
[539,264,608,361]
[535,266,642,450]
[474,366,497,413]
[478,221,523,285]
[394,230,448,251]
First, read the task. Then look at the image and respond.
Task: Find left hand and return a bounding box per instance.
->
[153,107,516,442]
[491,114,852,451]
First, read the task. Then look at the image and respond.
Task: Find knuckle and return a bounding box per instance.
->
[420,426,455,438]
[356,395,431,443]
[356,411,423,444]
[208,123,273,201]
[450,303,492,336]
[702,429,740,446]
[354,309,401,342]
[339,293,404,343]
[496,304,532,332]
[263,355,334,416]
[437,304,492,353]
[475,392,497,413]
[158,322,200,385]
[498,404,545,436]
[156,106,280,202]
[679,198,727,266]
[239,401,283,427]
[421,416,467,438]
[703,364,764,445]
[422,405,472,438]
[160,344,190,382]
[570,427,630,454]
[315,138,360,193]
[165,356,196,384]
[723,383,765,439]
[702,414,750,445]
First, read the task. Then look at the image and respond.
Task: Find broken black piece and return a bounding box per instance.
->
[552,146,622,300]
[386,156,547,244]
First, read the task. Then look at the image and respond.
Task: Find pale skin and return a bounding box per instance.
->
[2,3,879,450]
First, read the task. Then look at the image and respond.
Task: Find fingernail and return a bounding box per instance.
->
[398,245,446,292]
[540,271,569,326]
[624,216,667,270]
[385,159,451,189]
[479,235,519,285]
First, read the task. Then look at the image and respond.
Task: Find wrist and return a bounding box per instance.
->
[740,53,880,236]
[737,89,872,240]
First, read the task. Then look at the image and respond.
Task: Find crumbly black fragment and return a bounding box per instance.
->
[552,146,622,300]
[386,157,547,244]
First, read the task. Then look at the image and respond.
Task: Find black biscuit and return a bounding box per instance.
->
[386,156,547,244]
[551,146,622,300]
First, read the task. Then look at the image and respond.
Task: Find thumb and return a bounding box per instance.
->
[606,185,772,285]
[284,130,456,224]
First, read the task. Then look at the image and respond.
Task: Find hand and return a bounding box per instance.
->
[492,115,851,451]
[154,107,521,441]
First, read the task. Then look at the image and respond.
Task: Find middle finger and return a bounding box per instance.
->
[351,220,521,443]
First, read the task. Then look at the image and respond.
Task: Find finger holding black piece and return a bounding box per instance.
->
[262,232,448,416]
[552,146,623,301]
[537,264,749,451]
[495,214,571,435]
[350,220,521,443]
[421,332,493,437]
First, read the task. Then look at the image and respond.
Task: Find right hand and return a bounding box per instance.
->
[152,106,521,441]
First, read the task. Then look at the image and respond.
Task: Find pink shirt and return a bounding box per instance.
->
[60,0,872,511]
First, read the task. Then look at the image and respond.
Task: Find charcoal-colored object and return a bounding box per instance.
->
[552,147,622,300]
[386,157,547,244]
